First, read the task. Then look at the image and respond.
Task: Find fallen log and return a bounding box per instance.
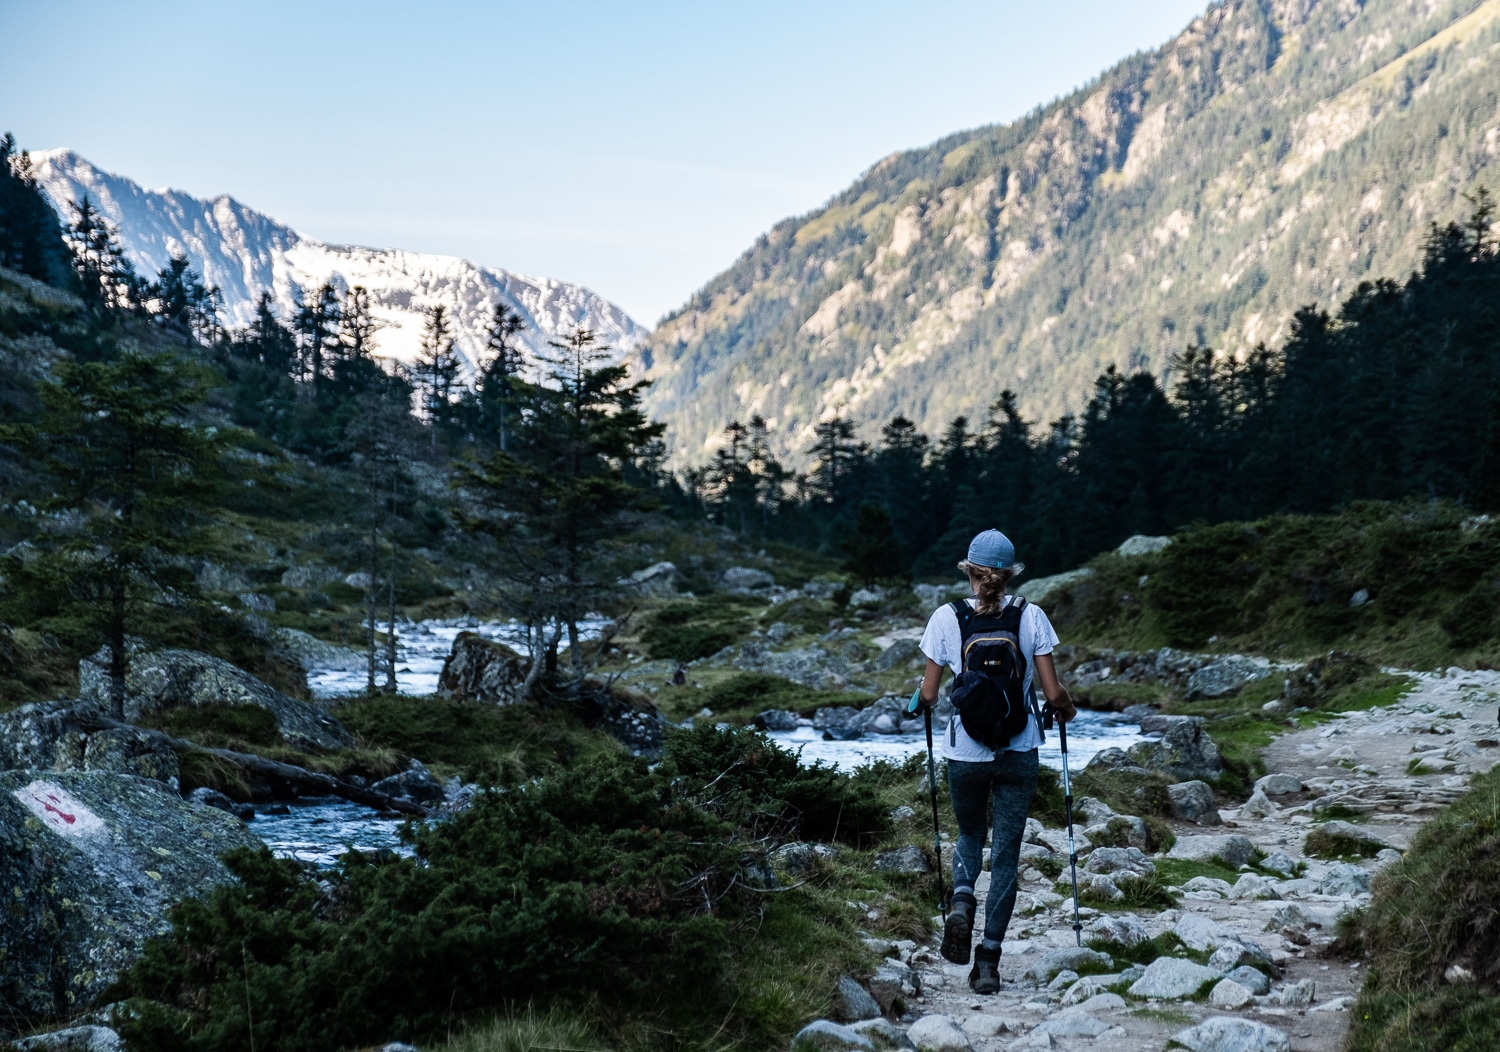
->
[71,710,431,817]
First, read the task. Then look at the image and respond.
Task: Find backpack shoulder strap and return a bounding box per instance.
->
[949,598,975,642]
[1000,595,1028,630]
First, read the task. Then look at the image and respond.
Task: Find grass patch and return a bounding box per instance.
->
[1304,824,1389,860]
[1345,764,1500,1051]
[638,598,758,662]
[694,671,873,724]
[1088,932,1200,967]
[1129,1007,1194,1025]
[1315,803,1369,822]
[1153,857,1243,887]
[439,1007,609,1052]
[1061,873,1176,911]
[1072,681,1169,713]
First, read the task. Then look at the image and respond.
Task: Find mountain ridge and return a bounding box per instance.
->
[637,0,1500,463]
[29,149,648,374]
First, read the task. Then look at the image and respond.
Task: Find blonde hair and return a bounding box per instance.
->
[958,560,1017,616]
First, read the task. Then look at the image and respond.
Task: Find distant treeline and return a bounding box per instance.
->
[687,192,1500,578]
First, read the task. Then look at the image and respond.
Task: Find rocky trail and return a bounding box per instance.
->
[808,668,1500,1052]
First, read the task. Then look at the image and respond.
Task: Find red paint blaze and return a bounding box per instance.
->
[36,794,77,825]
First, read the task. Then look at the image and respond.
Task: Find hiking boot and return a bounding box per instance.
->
[969,945,1001,995]
[941,892,976,964]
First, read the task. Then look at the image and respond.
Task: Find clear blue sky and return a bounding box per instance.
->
[1,0,1208,325]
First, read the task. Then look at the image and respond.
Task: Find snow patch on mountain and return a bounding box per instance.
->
[29,149,647,374]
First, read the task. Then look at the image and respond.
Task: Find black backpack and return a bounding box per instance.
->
[948,597,1038,750]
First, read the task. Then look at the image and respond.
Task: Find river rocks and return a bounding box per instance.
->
[1083,846,1155,882]
[274,626,365,674]
[437,633,528,705]
[1168,780,1222,824]
[791,1020,876,1052]
[906,1015,971,1051]
[873,845,929,874]
[753,708,800,731]
[1128,957,1219,999]
[1186,658,1271,700]
[1319,861,1372,896]
[837,975,882,1022]
[849,1019,917,1051]
[371,759,446,805]
[1171,1017,1290,1052]
[1168,834,1256,868]
[78,645,352,751]
[0,771,262,1032]
[189,786,254,821]
[720,566,776,595]
[1127,719,1224,781]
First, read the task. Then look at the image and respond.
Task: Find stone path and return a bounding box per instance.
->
[876,668,1500,1052]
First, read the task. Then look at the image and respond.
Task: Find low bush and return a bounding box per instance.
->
[1346,765,1500,1052]
[640,600,754,661]
[695,672,871,723]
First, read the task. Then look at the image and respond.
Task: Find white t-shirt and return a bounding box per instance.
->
[920,595,1060,761]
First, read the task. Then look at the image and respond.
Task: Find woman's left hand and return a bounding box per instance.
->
[1049,688,1077,724]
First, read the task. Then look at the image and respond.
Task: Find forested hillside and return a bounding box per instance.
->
[639,0,1500,462]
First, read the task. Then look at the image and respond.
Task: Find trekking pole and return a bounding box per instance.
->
[1048,708,1084,947]
[910,689,948,920]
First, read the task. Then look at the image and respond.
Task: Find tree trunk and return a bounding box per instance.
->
[383,569,398,693]
[108,576,127,720]
[366,526,379,694]
[567,620,582,677]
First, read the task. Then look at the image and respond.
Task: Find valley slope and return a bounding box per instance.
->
[30,150,647,373]
[639,0,1500,461]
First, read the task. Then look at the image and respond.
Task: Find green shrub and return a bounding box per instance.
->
[1088,931,1197,967]
[697,672,870,723]
[640,600,751,661]
[1304,824,1386,860]
[760,597,836,635]
[1348,761,1500,1048]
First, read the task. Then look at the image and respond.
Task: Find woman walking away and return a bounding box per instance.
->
[916,529,1075,994]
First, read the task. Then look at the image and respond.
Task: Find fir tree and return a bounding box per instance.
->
[63,196,139,313]
[842,503,906,586]
[412,304,461,447]
[475,303,526,451]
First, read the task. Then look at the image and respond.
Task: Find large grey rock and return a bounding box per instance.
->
[869,960,920,1012]
[873,845,929,874]
[1168,834,1257,868]
[1127,719,1224,780]
[274,626,364,673]
[1082,747,1152,775]
[791,1020,876,1052]
[1025,947,1113,982]
[753,708,800,731]
[438,632,529,705]
[1168,780,1222,824]
[14,1026,123,1051]
[720,566,776,595]
[837,975,882,1022]
[0,771,262,1033]
[1172,1017,1290,1052]
[78,645,351,751]
[1128,956,1220,999]
[1255,773,1302,796]
[1015,567,1095,605]
[370,759,446,805]
[872,638,921,672]
[1319,862,1373,896]
[1239,788,1278,818]
[1230,874,1280,901]
[623,561,679,597]
[1082,814,1150,849]
[1269,903,1337,931]
[0,701,179,785]
[1085,914,1150,947]
[1083,846,1155,882]
[1033,1011,1109,1038]
[1209,978,1254,1008]
[1175,913,1240,953]
[1315,820,1393,851]
[1272,979,1316,1007]
[736,641,854,690]
[1225,966,1271,995]
[1116,535,1172,557]
[849,1019,917,1051]
[906,1015,971,1052]
[1186,658,1271,700]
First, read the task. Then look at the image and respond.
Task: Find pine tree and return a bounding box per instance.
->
[63,196,139,313]
[0,133,73,286]
[412,304,461,448]
[475,303,526,450]
[293,282,341,393]
[842,503,906,586]
[0,353,221,716]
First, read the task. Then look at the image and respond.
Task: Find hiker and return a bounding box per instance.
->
[915,528,1076,994]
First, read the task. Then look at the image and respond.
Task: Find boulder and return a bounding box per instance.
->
[273,627,364,674]
[1230,874,1280,901]
[1035,827,1091,857]
[1175,913,1241,952]
[849,1019,917,1051]
[14,1026,124,1051]
[1033,1011,1109,1039]
[873,846,929,874]
[1255,773,1303,796]
[1181,876,1233,898]
[849,587,886,608]
[438,633,529,705]
[869,960,920,1012]
[78,645,351,751]
[836,975,882,1022]
[791,1020,876,1052]
[1168,834,1256,868]
[752,709,800,731]
[280,563,340,588]
[1315,819,1393,852]
[1116,534,1172,557]
[872,638,921,672]
[912,582,968,608]
[1074,992,1127,1014]
[1172,1018,1290,1052]
[1127,957,1220,999]
[1225,966,1271,995]
[1319,862,1373,896]
[1083,846,1155,882]
[370,759,447,805]
[720,566,776,595]
[1269,903,1337,931]
[1082,747,1151,775]
[770,841,838,875]
[1127,720,1224,781]
[1258,852,1297,878]
[765,622,799,645]
[1082,815,1150,849]
[905,1015,971,1052]
[1208,978,1253,1008]
[1015,567,1095,605]
[189,786,254,821]
[1168,780,1222,824]
[0,701,179,786]
[0,771,262,1032]
[1272,979,1316,1007]
[1085,914,1150,947]
[1239,788,1277,818]
[622,561,679,598]
[1186,658,1271,700]
[1025,947,1113,982]
[736,642,854,690]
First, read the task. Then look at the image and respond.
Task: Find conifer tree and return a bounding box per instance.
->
[63,196,139,313]
[293,282,341,393]
[475,303,526,451]
[0,133,73,286]
[412,304,461,447]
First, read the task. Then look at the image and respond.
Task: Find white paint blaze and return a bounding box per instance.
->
[14,781,107,838]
